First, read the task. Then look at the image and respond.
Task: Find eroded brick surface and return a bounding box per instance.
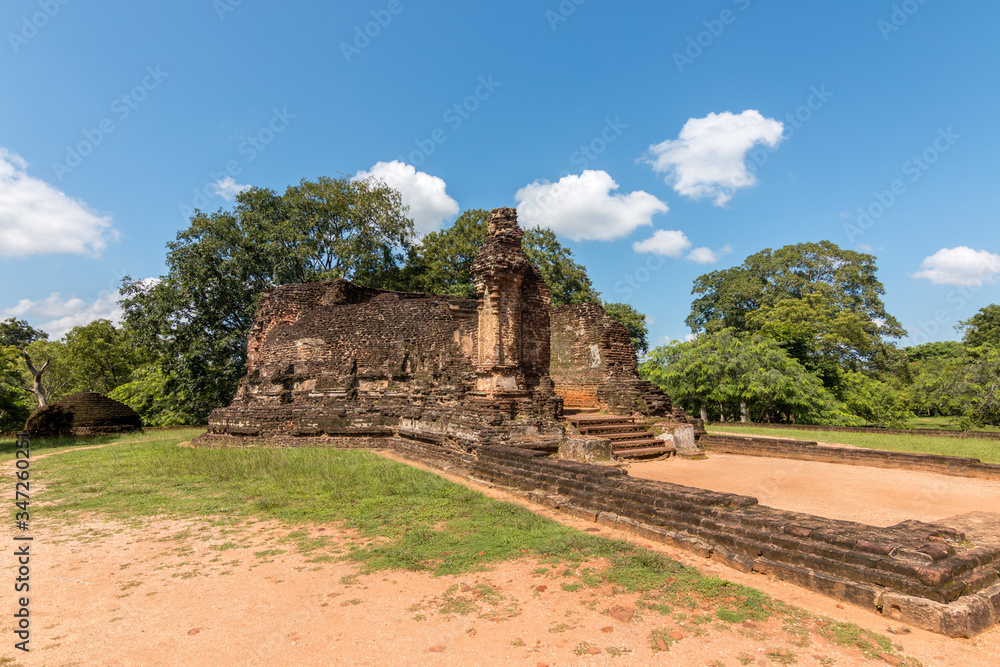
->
[25,392,142,437]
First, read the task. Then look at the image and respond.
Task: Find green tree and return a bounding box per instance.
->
[639,329,849,424]
[0,318,48,349]
[687,241,904,337]
[0,346,31,430]
[958,304,1000,349]
[120,176,415,421]
[689,242,905,383]
[108,364,195,426]
[837,371,912,428]
[398,209,600,306]
[905,340,966,363]
[603,302,649,355]
[955,345,1000,427]
[60,320,138,395]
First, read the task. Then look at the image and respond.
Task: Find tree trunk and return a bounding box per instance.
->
[20,351,49,408]
[740,401,749,423]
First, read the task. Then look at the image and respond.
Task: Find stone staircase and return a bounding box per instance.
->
[565,412,675,459]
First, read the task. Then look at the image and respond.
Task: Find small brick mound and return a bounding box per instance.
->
[24,392,142,437]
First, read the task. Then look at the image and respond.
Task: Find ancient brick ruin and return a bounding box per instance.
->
[196,207,1000,637]
[550,302,703,433]
[199,208,564,452]
[25,392,142,437]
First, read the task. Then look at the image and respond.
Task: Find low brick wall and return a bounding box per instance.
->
[718,422,1000,441]
[701,434,1000,480]
[461,444,1000,637]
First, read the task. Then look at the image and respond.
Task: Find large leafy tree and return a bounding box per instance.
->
[0,346,31,430]
[120,175,415,421]
[688,241,905,382]
[603,302,649,355]
[639,329,849,424]
[0,318,48,349]
[398,208,600,306]
[60,320,139,395]
[958,304,1000,349]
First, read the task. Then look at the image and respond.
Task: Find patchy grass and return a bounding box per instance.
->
[0,428,207,462]
[31,432,918,665]
[706,423,1000,463]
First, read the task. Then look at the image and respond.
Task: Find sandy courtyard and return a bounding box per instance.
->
[3,447,1000,666]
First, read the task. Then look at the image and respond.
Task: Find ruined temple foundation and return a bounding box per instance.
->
[196,208,1000,637]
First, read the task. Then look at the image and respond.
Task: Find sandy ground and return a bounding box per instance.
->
[628,452,1000,528]
[3,445,1000,666]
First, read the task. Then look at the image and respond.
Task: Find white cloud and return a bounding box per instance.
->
[632,229,691,257]
[0,148,117,258]
[212,176,250,201]
[910,246,1000,286]
[644,110,784,206]
[686,244,733,265]
[515,170,668,242]
[632,231,731,265]
[355,160,460,235]
[684,333,698,342]
[1,290,125,339]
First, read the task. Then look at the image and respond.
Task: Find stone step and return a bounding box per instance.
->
[609,437,667,449]
[567,415,637,427]
[612,444,676,458]
[577,423,646,434]
[605,432,659,443]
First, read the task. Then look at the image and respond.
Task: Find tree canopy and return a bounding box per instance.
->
[397,208,600,306]
[958,304,1000,349]
[120,175,415,421]
[639,329,849,424]
[687,241,903,338]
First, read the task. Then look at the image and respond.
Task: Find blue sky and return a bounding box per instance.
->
[2,0,998,348]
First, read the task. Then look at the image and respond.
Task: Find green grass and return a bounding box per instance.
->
[706,423,1000,463]
[904,415,1000,432]
[0,428,207,462]
[29,431,915,664]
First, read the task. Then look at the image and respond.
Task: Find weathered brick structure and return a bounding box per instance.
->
[199,208,563,452]
[550,302,703,432]
[25,392,142,437]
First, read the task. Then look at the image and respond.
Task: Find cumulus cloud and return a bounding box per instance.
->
[910,246,1000,286]
[632,229,691,257]
[0,148,116,258]
[355,160,460,235]
[686,244,733,265]
[211,176,251,201]
[644,110,784,206]
[515,170,668,242]
[1,290,125,339]
[632,231,731,265]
